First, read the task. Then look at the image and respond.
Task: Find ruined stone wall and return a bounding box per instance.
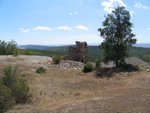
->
[63,41,88,63]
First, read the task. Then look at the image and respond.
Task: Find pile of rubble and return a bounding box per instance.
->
[52,60,84,70]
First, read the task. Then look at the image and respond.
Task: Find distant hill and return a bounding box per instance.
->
[18,45,150,62]
[18,43,150,50]
[134,43,150,48]
[18,45,56,50]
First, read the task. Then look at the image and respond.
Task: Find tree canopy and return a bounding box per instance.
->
[0,40,17,55]
[98,6,137,67]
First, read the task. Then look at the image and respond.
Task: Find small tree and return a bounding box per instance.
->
[98,6,136,67]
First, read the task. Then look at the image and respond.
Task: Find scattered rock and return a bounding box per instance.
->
[124,73,130,77]
[52,60,84,70]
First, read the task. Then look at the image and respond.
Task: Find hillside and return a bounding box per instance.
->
[19,45,150,62]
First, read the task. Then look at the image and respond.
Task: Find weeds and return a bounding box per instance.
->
[36,67,46,74]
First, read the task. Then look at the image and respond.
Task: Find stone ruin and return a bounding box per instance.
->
[63,41,88,63]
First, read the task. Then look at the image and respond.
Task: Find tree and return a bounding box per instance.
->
[0,40,17,55]
[98,6,136,67]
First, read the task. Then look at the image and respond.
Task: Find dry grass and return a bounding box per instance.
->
[4,67,150,113]
[0,56,150,113]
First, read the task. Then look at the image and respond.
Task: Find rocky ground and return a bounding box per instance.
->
[0,55,150,113]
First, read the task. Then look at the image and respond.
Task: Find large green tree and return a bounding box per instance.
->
[98,6,137,67]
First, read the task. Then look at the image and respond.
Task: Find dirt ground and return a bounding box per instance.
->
[0,55,150,113]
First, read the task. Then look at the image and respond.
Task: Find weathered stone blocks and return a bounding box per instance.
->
[63,41,88,63]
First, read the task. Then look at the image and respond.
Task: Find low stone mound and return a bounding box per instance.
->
[52,60,84,70]
[101,57,149,68]
[0,55,52,68]
[125,57,149,66]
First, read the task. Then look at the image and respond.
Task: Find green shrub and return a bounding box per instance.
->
[0,84,12,113]
[95,58,101,69]
[83,62,94,72]
[53,55,62,64]
[1,66,31,105]
[11,77,31,103]
[36,67,46,73]
[2,66,18,88]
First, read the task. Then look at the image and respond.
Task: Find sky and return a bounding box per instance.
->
[0,0,150,45]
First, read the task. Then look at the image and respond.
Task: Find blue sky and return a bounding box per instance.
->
[0,0,150,45]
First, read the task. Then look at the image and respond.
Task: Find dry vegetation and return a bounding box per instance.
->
[0,56,150,113]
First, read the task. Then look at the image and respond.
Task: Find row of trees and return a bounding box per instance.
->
[0,40,18,55]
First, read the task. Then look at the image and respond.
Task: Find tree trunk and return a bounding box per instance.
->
[116,59,119,67]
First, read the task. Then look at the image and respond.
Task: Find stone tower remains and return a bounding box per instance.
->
[63,41,88,63]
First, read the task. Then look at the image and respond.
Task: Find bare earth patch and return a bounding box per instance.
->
[0,55,150,113]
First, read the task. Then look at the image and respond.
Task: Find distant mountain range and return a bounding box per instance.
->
[18,43,150,50]
[134,43,150,48]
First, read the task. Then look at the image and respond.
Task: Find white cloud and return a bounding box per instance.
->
[69,11,78,15]
[148,28,150,31]
[57,26,72,30]
[134,3,149,9]
[76,25,88,30]
[19,28,30,33]
[130,11,135,16]
[34,26,52,31]
[22,29,30,33]
[101,0,127,13]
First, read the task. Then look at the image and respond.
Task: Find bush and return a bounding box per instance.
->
[36,67,46,73]
[1,66,31,105]
[2,66,18,88]
[0,84,12,113]
[95,58,101,69]
[83,62,94,72]
[53,55,62,64]
[11,77,31,103]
